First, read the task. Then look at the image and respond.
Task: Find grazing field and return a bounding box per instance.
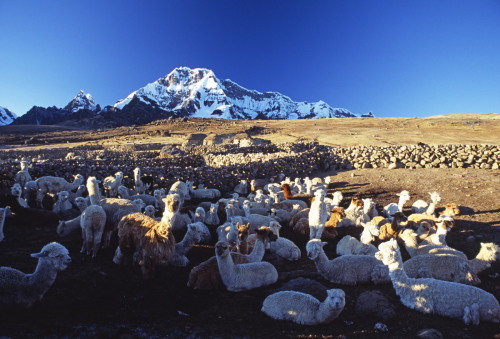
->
[0,115,499,338]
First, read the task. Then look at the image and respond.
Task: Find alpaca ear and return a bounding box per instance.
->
[31,250,47,258]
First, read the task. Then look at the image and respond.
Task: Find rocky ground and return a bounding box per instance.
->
[0,116,499,338]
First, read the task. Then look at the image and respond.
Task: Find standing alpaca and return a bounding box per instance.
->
[262,289,345,325]
[133,167,146,195]
[52,191,73,217]
[375,239,500,325]
[0,242,71,309]
[116,195,178,279]
[204,203,220,228]
[308,190,329,239]
[80,205,107,257]
[383,190,410,217]
[35,174,84,208]
[215,241,278,292]
[411,191,441,216]
[306,239,389,285]
[14,159,32,192]
[103,171,124,198]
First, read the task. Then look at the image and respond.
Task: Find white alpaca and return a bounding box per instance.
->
[133,167,147,195]
[383,190,410,217]
[189,207,211,243]
[360,221,380,245]
[86,176,103,206]
[306,239,389,285]
[10,183,28,208]
[35,174,84,208]
[187,181,221,200]
[68,184,86,204]
[403,254,481,285]
[74,196,88,212]
[153,190,165,210]
[330,191,343,208]
[375,239,500,325]
[215,241,278,292]
[336,235,378,256]
[0,207,7,242]
[411,191,441,215]
[14,159,32,192]
[80,205,107,257]
[217,218,240,249]
[169,180,190,204]
[52,191,73,215]
[56,215,81,237]
[143,205,157,219]
[0,242,71,309]
[362,198,378,219]
[103,171,124,198]
[308,190,329,239]
[204,203,220,227]
[267,221,301,261]
[262,289,345,325]
[233,179,248,195]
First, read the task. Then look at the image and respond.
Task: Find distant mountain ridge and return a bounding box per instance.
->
[7,67,371,127]
[114,67,356,120]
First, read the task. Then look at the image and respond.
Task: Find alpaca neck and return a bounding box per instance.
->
[68,178,82,192]
[282,187,292,200]
[243,207,251,218]
[28,260,60,300]
[397,198,406,213]
[273,194,280,204]
[386,258,414,296]
[175,230,197,256]
[425,201,436,215]
[317,300,342,324]
[247,238,267,261]
[313,249,332,276]
[400,232,418,257]
[238,238,248,255]
[161,210,178,226]
[216,252,235,283]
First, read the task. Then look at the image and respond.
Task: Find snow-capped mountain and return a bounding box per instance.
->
[0,106,17,126]
[64,90,97,112]
[114,67,355,120]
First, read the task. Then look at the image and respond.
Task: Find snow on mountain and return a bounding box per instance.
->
[64,90,97,112]
[114,67,355,119]
[0,106,17,126]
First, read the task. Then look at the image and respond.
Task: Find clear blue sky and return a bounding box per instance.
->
[1,0,499,118]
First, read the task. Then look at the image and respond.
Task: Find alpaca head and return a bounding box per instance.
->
[392,212,408,222]
[75,196,87,209]
[10,183,22,197]
[74,174,84,183]
[31,242,71,271]
[132,199,145,210]
[362,198,375,214]
[441,203,461,217]
[375,239,400,265]
[361,221,380,237]
[133,167,141,178]
[195,207,206,221]
[115,171,124,180]
[24,180,37,192]
[268,221,281,237]
[164,194,181,213]
[154,190,162,199]
[325,289,346,309]
[306,239,327,260]
[314,189,326,200]
[237,223,250,243]
[232,192,239,200]
[209,203,218,213]
[255,226,278,247]
[215,241,230,257]
[144,205,156,217]
[428,191,441,203]
[417,221,432,237]
[477,242,500,263]
[57,191,69,202]
[186,223,203,243]
[324,176,332,185]
[397,190,411,202]
[20,160,30,170]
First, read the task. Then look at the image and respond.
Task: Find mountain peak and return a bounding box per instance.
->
[64,90,97,112]
[0,106,17,126]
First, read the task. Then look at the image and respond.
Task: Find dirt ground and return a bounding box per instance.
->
[0,116,499,338]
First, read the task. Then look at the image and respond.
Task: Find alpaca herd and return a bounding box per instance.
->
[0,160,498,329]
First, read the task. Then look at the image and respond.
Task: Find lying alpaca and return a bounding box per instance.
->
[267,221,301,261]
[372,212,407,241]
[116,196,178,279]
[336,235,378,256]
[215,241,278,292]
[262,289,345,325]
[322,207,345,240]
[187,227,277,290]
[383,190,410,217]
[375,239,500,325]
[281,183,313,207]
[411,191,441,215]
[0,242,71,309]
[306,239,389,285]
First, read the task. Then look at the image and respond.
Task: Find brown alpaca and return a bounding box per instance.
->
[440,203,461,217]
[237,223,250,254]
[281,184,313,207]
[187,226,276,290]
[117,195,179,280]
[374,212,407,241]
[323,207,346,239]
